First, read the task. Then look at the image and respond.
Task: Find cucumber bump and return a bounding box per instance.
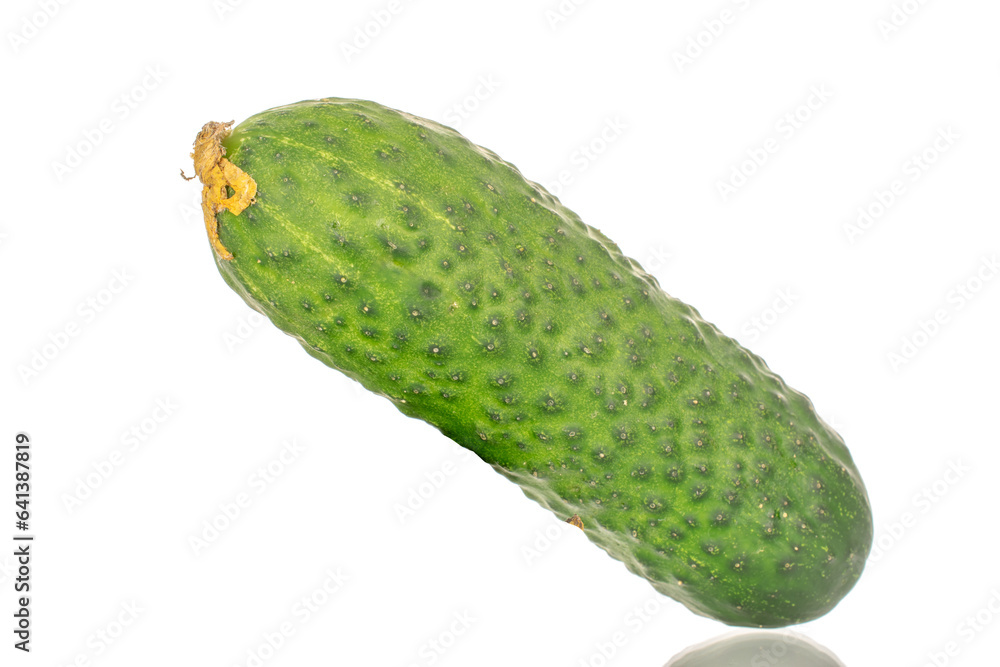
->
[190,98,873,627]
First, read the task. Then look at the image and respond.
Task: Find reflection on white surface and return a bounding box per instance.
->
[666,630,845,667]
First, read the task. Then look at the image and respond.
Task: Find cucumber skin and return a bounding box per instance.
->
[208,98,872,627]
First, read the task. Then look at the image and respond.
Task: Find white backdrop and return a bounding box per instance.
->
[3,1,999,665]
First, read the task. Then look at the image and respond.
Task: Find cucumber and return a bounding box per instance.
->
[190,98,872,627]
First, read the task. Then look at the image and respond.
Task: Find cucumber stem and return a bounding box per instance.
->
[190,120,257,260]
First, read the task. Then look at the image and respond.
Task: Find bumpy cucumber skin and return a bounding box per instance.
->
[210,98,872,627]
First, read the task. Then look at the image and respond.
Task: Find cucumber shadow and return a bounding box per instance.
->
[665,630,845,666]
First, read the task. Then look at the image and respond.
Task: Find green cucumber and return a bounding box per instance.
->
[190,98,872,627]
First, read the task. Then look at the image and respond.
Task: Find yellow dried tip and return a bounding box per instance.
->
[567,514,585,531]
[190,121,257,260]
